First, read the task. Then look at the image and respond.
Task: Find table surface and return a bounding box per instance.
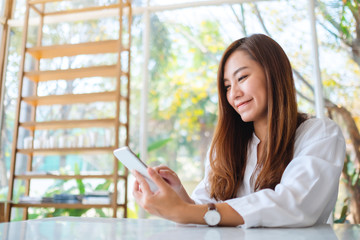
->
[0,217,359,240]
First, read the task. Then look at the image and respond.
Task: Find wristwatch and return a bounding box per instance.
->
[203,203,221,226]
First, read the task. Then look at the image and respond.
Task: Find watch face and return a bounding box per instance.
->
[204,210,221,226]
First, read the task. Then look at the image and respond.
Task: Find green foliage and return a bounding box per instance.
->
[26,136,172,220]
[147,138,172,153]
[95,180,111,191]
[339,3,352,39]
[11,181,25,203]
[75,163,85,195]
[149,14,172,82]
[334,197,349,223]
[27,166,112,220]
[345,155,360,187]
[334,154,360,223]
[146,19,224,169]
[48,207,88,218]
[317,0,359,43]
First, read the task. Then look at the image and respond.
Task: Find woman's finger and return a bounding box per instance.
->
[153,165,173,174]
[159,169,178,178]
[133,178,141,193]
[148,167,171,190]
[158,169,180,185]
[132,170,153,195]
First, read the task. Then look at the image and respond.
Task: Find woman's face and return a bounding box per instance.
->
[223,50,268,125]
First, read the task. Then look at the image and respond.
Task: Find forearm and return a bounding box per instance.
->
[175,202,244,226]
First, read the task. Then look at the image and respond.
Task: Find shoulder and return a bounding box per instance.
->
[296,117,343,141]
[294,117,345,154]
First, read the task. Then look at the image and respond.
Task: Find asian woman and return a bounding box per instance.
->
[132,33,345,228]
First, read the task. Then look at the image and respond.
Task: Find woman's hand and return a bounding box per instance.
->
[153,166,195,204]
[132,167,245,226]
[132,167,191,223]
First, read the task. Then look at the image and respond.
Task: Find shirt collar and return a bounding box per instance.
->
[252,132,261,145]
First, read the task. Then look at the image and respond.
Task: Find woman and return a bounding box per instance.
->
[132,34,345,228]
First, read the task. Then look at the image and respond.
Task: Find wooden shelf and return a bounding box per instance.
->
[29,0,64,4]
[17,147,117,156]
[15,174,126,180]
[28,1,131,16]
[24,65,122,82]
[19,118,126,130]
[11,202,125,209]
[26,40,129,60]
[22,91,122,106]
[44,4,126,16]
[6,0,131,222]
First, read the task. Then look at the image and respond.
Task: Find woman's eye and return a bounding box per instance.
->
[238,75,248,82]
[225,85,230,91]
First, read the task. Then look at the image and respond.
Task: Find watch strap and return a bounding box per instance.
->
[207,203,216,211]
[204,203,221,226]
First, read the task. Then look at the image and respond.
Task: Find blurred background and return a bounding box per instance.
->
[0,0,359,224]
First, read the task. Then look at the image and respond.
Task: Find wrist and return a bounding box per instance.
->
[172,202,192,224]
[173,203,207,225]
[204,203,221,226]
[172,203,245,226]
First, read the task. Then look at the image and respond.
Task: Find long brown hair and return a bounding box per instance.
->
[209,34,306,201]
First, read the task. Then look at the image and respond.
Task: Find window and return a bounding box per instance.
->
[0,0,358,222]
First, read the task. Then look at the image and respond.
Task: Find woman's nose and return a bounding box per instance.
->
[229,83,243,100]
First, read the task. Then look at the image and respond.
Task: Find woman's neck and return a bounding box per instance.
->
[254,119,268,142]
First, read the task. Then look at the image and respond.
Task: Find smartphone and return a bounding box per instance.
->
[113,146,158,192]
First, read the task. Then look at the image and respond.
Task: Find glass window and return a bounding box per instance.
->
[0,0,319,207]
[134,0,314,191]
[148,0,212,6]
[0,0,358,222]
[0,0,5,44]
[0,0,5,202]
[0,26,22,202]
[0,0,5,17]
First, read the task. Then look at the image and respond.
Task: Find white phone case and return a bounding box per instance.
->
[113,146,158,192]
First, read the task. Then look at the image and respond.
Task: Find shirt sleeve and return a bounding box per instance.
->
[225,118,346,228]
[191,151,217,204]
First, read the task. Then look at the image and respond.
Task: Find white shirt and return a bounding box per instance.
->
[191,117,346,228]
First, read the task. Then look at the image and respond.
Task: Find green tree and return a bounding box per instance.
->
[316,0,360,224]
[146,19,224,178]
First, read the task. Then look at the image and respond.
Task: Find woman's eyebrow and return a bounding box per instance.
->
[224,66,248,82]
[232,66,248,77]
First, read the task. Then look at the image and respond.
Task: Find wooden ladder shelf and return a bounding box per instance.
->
[6,0,132,221]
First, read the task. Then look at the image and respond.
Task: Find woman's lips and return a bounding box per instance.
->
[236,99,252,109]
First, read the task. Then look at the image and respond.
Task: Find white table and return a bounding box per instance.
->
[0,216,359,240]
